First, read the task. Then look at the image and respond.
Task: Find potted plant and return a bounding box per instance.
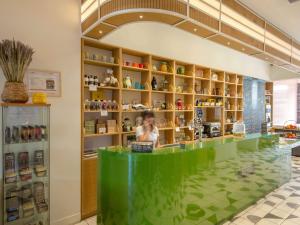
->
[0,39,34,103]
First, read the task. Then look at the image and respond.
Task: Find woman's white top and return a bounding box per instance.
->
[136,126,159,146]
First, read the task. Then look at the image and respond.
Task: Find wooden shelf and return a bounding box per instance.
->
[194,106,223,108]
[175,74,193,79]
[84,132,119,138]
[152,70,173,76]
[84,110,119,113]
[122,65,149,72]
[175,92,193,95]
[153,110,174,112]
[152,90,173,94]
[175,110,193,112]
[122,88,149,92]
[84,85,119,90]
[81,39,245,219]
[158,127,174,131]
[121,131,135,134]
[84,59,119,67]
[211,80,224,83]
[122,110,147,113]
[195,77,210,81]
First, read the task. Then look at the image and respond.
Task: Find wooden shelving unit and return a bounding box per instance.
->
[80,38,245,218]
[265,82,273,129]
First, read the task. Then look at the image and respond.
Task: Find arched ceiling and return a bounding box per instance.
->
[81,0,300,74]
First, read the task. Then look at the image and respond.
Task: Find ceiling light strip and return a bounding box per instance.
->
[81,0,96,14]
[81,0,98,22]
[292,51,300,61]
[221,5,264,36]
[221,14,264,43]
[189,0,220,19]
[201,0,220,10]
[265,39,292,56]
[293,47,300,57]
[265,32,292,51]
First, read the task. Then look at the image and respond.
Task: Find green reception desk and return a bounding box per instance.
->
[97,134,297,225]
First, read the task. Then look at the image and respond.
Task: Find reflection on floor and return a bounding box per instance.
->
[77,157,300,225]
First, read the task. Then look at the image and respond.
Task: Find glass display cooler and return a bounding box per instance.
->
[0,104,50,225]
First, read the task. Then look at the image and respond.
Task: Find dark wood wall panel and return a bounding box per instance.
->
[189,7,219,31]
[222,0,265,28]
[265,45,291,63]
[221,23,264,50]
[82,10,98,32]
[292,58,300,67]
[100,0,187,18]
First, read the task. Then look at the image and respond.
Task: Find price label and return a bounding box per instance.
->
[175,127,180,132]
[89,85,97,92]
[100,110,108,117]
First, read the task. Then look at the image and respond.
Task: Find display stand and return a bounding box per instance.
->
[0,103,50,225]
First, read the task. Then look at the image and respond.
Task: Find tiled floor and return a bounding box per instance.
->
[78,157,300,225]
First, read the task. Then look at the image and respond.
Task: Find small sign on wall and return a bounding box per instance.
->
[25,69,61,97]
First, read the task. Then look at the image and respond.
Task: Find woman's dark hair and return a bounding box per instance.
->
[142,110,154,120]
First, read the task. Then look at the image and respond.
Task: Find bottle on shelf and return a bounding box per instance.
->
[151,76,158,90]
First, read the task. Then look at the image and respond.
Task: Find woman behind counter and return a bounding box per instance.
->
[136,111,160,148]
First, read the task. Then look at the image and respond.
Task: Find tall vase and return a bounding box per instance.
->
[1,82,29,103]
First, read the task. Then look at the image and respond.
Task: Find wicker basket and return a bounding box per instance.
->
[1,82,29,103]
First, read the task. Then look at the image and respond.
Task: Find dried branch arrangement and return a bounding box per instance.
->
[0,39,34,82]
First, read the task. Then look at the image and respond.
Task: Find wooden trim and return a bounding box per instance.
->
[265,45,291,63]
[221,23,264,50]
[266,23,292,45]
[222,0,265,28]
[100,0,187,18]
[82,10,99,33]
[293,40,300,52]
[189,6,219,31]
[0,103,51,107]
[292,57,300,68]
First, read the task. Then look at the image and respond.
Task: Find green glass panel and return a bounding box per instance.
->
[98,134,296,225]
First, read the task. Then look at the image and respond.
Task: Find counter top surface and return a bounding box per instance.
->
[99,133,298,155]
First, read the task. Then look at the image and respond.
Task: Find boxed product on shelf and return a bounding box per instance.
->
[4,152,17,184]
[33,182,48,214]
[107,120,117,133]
[85,120,96,134]
[97,122,106,134]
[34,150,47,177]
[18,152,33,181]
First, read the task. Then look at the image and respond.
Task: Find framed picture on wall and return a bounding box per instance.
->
[25,69,61,97]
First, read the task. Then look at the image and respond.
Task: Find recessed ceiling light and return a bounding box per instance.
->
[139,15,143,19]
[227,42,231,46]
[98,30,103,34]
[193,28,197,32]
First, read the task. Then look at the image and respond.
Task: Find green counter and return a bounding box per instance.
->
[97,134,294,225]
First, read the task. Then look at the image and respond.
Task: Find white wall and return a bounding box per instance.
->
[101,22,271,80]
[273,79,298,125]
[270,65,300,81]
[0,1,81,225]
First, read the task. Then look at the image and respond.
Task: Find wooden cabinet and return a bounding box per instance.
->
[81,157,97,219]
